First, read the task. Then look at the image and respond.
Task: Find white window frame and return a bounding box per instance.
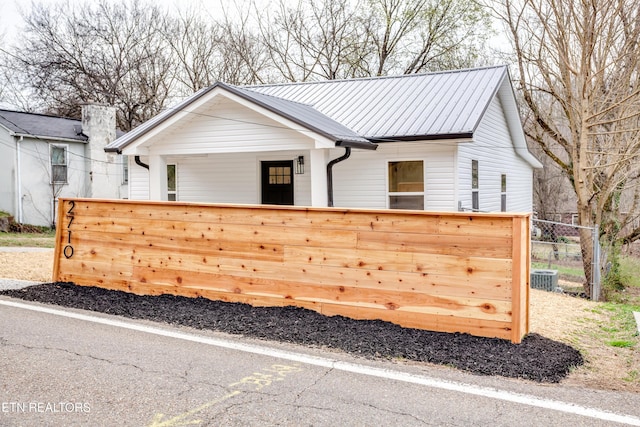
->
[386,160,425,210]
[500,173,507,212]
[471,159,479,211]
[122,155,129,185]
[50,144,69,184]
[167,163,177,201]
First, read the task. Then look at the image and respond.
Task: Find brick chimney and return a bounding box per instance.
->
[82,104,122,199]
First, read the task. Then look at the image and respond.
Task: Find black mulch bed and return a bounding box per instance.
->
[1,282,583,383]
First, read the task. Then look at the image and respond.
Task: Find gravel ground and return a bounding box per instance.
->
[0,282,583,383]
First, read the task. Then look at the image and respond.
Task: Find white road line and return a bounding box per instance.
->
[2,299,640,426]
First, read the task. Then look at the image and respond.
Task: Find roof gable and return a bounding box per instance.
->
[107,82,377,153]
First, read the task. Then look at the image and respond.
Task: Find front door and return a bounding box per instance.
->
[261,161,294,205]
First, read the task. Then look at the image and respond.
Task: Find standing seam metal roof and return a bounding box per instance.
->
[245,65,508,141]
[105,65,512,152]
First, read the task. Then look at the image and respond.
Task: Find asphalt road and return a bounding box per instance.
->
[1,297,640,427]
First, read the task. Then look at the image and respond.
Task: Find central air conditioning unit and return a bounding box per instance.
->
[530,269,559,292]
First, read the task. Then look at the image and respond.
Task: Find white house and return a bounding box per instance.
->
[0,105,127,227]
[105,65,542,212]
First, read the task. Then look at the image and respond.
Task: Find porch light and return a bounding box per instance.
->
[295,155,304,174]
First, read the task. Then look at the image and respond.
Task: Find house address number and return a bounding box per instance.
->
[64,200,75,259]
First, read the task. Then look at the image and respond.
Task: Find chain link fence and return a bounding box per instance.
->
[531,219,601,300]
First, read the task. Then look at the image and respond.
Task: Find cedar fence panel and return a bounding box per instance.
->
[53,198,530,343]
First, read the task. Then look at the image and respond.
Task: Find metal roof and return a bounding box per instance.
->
[231,84,375,148]
[246,65,508,141]
[0,109,88,142]
[106,82,377,152]
[106,65,516,153]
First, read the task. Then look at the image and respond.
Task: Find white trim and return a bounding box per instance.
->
[120,88,336,156]
[167,163,177,201]
[386,160,426,210]
[49,143,69,184]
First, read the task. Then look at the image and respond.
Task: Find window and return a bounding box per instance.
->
[50,145,68,184]
[268,166,291,185]
[471,160,479,211]
[501,174,507,212]
[388,161,424,210]
[122,155,129,184]
[167,164,176,201]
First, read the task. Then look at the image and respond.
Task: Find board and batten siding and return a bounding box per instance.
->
[331,142,457,211]
[457,96,533,212]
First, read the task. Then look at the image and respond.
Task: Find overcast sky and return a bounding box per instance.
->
[0,0,230,43]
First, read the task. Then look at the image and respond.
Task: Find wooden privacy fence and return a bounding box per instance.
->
[53,198,530,343]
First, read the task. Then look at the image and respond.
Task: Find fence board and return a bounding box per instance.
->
[53,198,530,343]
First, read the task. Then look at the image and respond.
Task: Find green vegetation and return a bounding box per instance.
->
[0,231,56,248]
[604,255,640,305]
[0,212,55,248]
[531,262,585,282]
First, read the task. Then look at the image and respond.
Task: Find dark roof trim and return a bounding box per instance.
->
[367,132,474,143]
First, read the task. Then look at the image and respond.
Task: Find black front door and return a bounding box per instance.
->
[261,161,294,205]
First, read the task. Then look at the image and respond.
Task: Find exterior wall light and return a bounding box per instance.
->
[295,155,304,174]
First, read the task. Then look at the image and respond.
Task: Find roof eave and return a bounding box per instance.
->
[368,132,473,143]
[336,139,378,150]
[12,132,87,143]
[104,85,218,153]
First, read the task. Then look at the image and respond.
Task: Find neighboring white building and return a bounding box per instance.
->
[105,65,542,213]
[0,105,127,226]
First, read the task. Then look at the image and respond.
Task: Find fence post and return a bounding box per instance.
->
[592,224,601,301]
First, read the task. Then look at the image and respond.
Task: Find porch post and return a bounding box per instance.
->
[148,153,168,201]
[309,149,328,207]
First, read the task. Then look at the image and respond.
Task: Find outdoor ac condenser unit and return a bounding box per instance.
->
[530,269,559,292]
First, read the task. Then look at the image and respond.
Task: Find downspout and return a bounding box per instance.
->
[16,136,23,223]
[135,155,149,170]
[326,147,351,207]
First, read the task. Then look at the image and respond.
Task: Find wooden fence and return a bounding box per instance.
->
[53,198,530,343]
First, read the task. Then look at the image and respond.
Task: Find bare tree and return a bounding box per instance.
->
[257,0,370,81]
[365,0,491,76]
[493,0,640,296]
[255,0,491,82]
[5,0,176,131]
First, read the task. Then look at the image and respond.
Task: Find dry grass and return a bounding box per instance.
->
[1,249,638,392]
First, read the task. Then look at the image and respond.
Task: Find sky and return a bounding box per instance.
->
[0,0,229,42]
[1,0,511,49]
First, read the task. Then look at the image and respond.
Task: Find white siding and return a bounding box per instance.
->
[331,142,457,211]
[458,97,534,212]
[134,151,310,205]
[147,97,317,155]
[0,130,16,218]
[18,138,87,226]
[129,156,150,200]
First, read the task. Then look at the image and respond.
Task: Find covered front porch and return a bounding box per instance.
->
[131,147,357,208]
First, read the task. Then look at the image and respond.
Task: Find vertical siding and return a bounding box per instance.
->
[458,97,533,212]
[331,142,457,210]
